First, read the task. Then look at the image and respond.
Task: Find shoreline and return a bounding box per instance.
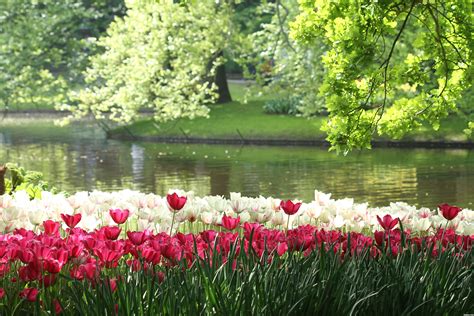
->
[107,132,474,149]
[4,110,472,149]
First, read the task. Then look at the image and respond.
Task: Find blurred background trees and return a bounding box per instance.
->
[0,0,125,111]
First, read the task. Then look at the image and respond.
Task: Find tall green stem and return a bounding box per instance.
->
[170,212,176,236]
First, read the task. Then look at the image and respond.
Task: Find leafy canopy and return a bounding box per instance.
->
[0,0,124,111]
[238,0,326,116]
[291,0,473,152]
[64,0,233,124]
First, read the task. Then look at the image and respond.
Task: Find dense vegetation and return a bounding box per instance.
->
[0,0,472,152]
[291,0,473,152]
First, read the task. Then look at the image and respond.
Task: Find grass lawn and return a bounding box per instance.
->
[110,82,471,142]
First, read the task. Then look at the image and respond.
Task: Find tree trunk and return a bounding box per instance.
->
[0,165,7,195]
[214,51,232,104]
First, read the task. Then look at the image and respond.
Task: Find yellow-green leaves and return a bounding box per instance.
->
[291,0,473,152]
[65,0,231,125]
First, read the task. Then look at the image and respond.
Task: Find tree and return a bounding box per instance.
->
[0,0,125,111]
[238,0,326,116]
[64,0,234,124]
[291,0,473,152]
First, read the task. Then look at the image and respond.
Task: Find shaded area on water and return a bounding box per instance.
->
[0,118,473,208]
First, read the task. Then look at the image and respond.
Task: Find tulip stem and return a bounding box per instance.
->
[170,212,176,236]
[286,215,290,233]
[440,221,449,250]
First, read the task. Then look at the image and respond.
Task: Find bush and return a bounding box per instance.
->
[263,96,302,115]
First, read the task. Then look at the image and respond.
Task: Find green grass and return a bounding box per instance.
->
[120,100,326,140]
[111,82,471,142]
[113,82,327,141]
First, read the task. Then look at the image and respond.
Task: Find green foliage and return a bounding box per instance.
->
[64,0,234,124]
[238,1,327,116]
[3,240,472,315]
[2,163,56,199]
[291,0,473,153]
[0,0,124,111]
[263,96,302,115]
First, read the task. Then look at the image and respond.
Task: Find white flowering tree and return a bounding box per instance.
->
[64,0,233,124]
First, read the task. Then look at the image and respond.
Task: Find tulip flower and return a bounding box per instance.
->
[376,214,399,231]
[19,288,39,302]
[43,220,60,235]
[200,230,217,243]
[127,231,147,246]
[104,226,121,240]
[280,200,302,232]
[61,213,82,229]
[167,193,187,212]
[53,299,62,315]
[279,200,301,216]
[40,274,57,288]
[167,193,187,235]
[0,288,5,299]
[221,215,240,231]
[109,209,130,225]
[438,204,462,221]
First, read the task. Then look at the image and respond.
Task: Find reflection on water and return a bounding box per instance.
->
[0,118,473,207]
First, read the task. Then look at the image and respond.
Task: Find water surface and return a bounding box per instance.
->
[0,116,472,208]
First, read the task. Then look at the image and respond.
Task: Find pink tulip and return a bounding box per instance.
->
[53,299,62,314]
[438,203,462,221]
[280,200,301,215]
[221,215,240,231]
[167,193,187,212]
[43,220,61,235]
[200,230,217,243]
[376,214,399,231]
[19,288,39,302]
[127,231,147,246]
[60,213,82,229]
[374,231,385,246]
[104,226,121,240]
[109,209,130,225]
[40,274,56,287]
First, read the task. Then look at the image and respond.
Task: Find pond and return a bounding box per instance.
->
[0,116,473,208]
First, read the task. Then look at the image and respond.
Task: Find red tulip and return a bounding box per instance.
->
[277,242,288,256]
[109,209,130,225]
[43,220,60,235]
[221,215,240,231]
[167,193,187,212]
[44,259,63,274]
[200,230,217,243]
[374,231,384,246]
[107,278,118,293]
[81,263,100,281]
[60,213,82,229]
[19,288,39,302]
[376,214,399,231]
[0,288,5,299]
[40,274,56,287]
[280,200,301,215]
[127,231,147,246]
[438,203,462,221]
[104,226,121,240]
[53,299,62,314]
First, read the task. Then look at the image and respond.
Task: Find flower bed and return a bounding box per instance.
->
[1,190,472,235]
[0,190,472,314]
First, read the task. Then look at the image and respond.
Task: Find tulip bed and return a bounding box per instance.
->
[0,191,472,315]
